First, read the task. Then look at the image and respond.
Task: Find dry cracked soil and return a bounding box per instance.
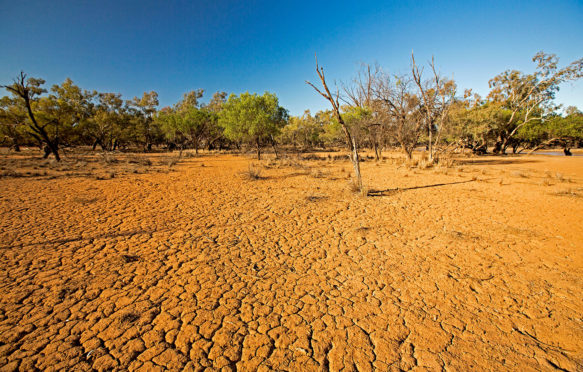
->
[0,150,582,371]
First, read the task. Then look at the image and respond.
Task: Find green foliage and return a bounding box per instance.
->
[279,110,323,149]
[128,91,161,150]
[0,95,30,148]
[155,91,219,153]
[218,92,288,158]
[316,110,343,145]
[81,92,128,150]
[519,112,583,143]
[486,52,583,152]
[1,51,581,159]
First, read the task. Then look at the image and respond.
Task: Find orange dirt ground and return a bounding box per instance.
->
[0,150,582,371]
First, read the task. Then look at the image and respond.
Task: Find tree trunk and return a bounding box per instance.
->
[45,141,60,161]
[350,137,363,191]
[256,139,261,160]
[306,57,363,192]
[270,135,279,159]
[428,124,433,162]
[401,144,413,159]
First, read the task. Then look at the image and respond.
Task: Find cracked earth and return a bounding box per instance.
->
[0,151,582,371]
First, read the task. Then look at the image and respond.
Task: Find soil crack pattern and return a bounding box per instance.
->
[1,154,582,371]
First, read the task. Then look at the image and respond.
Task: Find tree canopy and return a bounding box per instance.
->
[218,92,288,159]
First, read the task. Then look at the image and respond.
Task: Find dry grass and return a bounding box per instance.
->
[309,168,328,179]
[126,155,152,167]
[438,157,455,168]
[554,172,572,183]
[511,171,530,178]
[244,163,263,180]
[418,159,434,170]
[166,157,179,169]
[552,188,582,197]
[540,177,554,186]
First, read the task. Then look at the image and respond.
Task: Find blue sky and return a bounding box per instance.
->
[1,0,582,115]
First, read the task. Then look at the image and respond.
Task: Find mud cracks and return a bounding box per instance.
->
[1,153,582,370]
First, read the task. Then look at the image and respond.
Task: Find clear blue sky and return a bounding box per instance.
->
[1,0,582,115]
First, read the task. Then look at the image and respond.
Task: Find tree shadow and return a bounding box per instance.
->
[455,158,540,166]
[367,179,491,197]
[1,229,155,250]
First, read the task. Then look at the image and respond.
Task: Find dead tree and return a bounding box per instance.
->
[375,73,424,159]
[411,53,456,162]
[306,55,363,191]
[343,64,386,160]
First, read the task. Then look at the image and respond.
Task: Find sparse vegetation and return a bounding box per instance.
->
[1,3,583,371]
[244,162,263,180]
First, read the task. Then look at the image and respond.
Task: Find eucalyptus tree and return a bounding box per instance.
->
[218,92,288,160]
[1,73,92,160]
[128,91,159,151]
[84,92,129,151]
[521,108,583,154]
[2,73,63,160]
[0,95,29,151]
[203,91,228,150]
[156,90,219,155]
[487,51,583,154]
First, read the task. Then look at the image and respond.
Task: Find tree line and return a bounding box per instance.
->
[1,52,582,165]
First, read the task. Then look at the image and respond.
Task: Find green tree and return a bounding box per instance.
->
[128,91,159,151]
[203,91,227,150]
[487,51,583,153]
[2,73,61,160]
[280,110,323,150]
[519,109,583,154]
[1,74,91,160]
[218,92,288,159]
[83,92,128,151]
[0,96,30,151]
[156,90,219,155]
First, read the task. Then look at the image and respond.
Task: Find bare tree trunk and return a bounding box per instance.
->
[306,56,363,192]
[256,138,261,160]
[428,123,433,162]
[350,137,363,191]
